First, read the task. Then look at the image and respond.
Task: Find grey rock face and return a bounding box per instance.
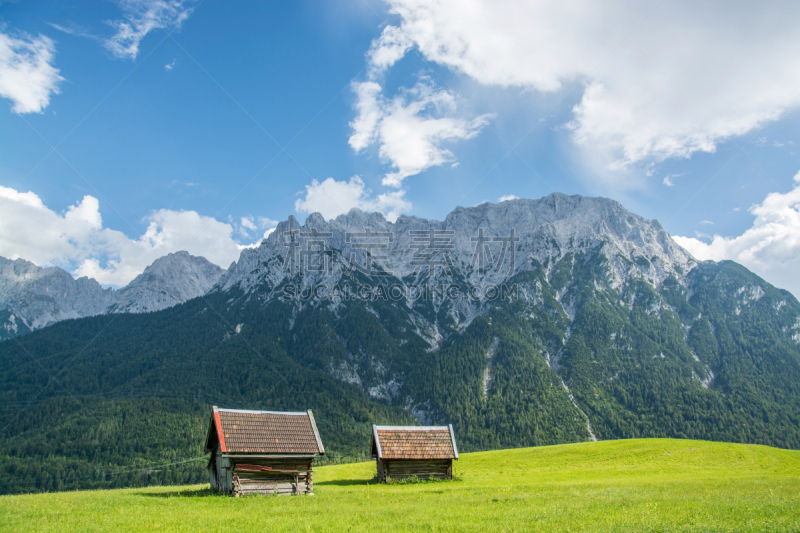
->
[0,252,226,339]
[109,251,225,314]
[218,193,694,297]
[0,193,696,341]
[211,193,699,399]
[0,257,116,338]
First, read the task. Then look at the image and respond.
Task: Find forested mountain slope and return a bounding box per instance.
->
[1,193,799,494]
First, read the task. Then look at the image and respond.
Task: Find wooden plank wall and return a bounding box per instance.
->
[230,458,314,496]
[215,452,233,493]
[380,459,453,481]
[233,472,310,496]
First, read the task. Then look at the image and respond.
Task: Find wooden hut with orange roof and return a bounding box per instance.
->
[370,424,459,482]
[204,406,325,496]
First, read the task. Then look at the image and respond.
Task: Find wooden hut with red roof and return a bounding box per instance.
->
[371,425,459,482]
[204,406,325,496]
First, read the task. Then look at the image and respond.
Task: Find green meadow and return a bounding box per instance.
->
[2,439,799,532]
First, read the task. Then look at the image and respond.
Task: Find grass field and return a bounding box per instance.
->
[1,439,799,532]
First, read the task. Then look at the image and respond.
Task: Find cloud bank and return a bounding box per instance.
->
[674,171,800,298]
[366,0,800,178]
[0,29,63,114]
[0,186,264,286]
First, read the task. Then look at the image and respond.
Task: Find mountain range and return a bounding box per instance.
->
[1,193,799,494]
[0,251,225,340]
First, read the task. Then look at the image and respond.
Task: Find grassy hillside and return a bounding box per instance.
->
[1,439,799,532]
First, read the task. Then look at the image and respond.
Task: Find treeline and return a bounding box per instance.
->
[0,397,208,494]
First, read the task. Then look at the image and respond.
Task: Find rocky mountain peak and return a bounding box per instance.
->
[219,193,694,296]
[108,252,226,314]
[0,257,115,337]
[1,251,227,338]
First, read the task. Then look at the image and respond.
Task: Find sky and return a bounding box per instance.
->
[1,0,799,296]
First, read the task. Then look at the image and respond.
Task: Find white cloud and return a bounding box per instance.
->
[240,216,257,231]
[498,195,518,202]
[0,29,63,114]
[371,0,800,182]
[348,81,383,153]
[662,173,684,187]
[674,171,800,298]
[295,176,411,222]
[349,78,492,187]
[0,186,261,286]
[164,59,176,70]
[235,215,276,240]
[47,22,97,40]
[105,0,194,60]
[366,24,412,77]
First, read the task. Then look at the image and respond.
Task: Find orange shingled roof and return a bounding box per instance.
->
[205,408,324,455]
[372,425,458,460]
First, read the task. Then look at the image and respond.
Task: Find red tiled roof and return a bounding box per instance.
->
[206,408,324,455]
[373,425,458,460]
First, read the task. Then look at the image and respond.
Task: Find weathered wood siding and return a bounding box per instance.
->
[232,458,314,496]
[207,457,218,489]
[213,450,233,493]
[378,459,453,481]
[211,452,314,496]
[233,471,311,496]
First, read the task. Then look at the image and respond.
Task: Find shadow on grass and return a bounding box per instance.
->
[315,478,374,486]
[316,475,462,487]
[136,487,225,498]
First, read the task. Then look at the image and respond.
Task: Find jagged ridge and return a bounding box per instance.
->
[0,252,225,339]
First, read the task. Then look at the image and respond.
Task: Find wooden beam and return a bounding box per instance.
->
[449,424,459,459]
[213,406,226,453]
[307,410,325,455]
[372,424,383,459]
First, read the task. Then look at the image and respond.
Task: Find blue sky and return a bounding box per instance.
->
[1,1,799,295]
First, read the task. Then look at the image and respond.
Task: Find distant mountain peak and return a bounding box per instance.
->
[0,257,115,336]
[0,251,226,338]
[109,252,225,314]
